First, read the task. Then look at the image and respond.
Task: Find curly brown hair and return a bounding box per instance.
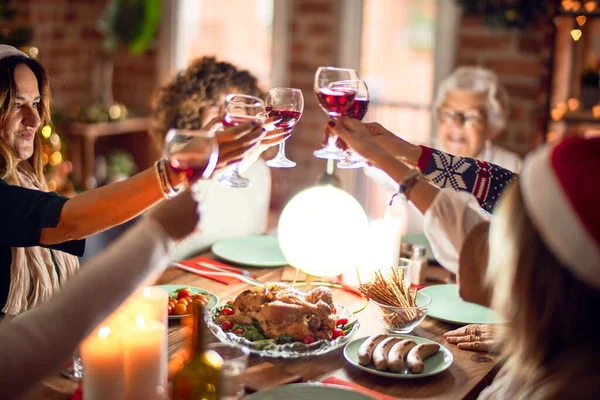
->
[150,57,264,149]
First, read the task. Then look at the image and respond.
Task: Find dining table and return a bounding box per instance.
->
[31,255,501,400]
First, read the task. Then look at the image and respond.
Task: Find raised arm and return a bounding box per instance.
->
[39,121,265,245]
[355,122,517,212]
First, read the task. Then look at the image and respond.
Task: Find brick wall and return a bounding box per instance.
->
[270,0,341,208]
[7,0,157,117]
[455,15,551,155]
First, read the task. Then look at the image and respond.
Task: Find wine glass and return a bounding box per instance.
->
[165,128,219,186]
[313,67,359,160]
[265,88,304,168]
[217,94,266,188]
[337,80,370,169]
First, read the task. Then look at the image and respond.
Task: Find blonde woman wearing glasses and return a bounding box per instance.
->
[434,66,522,172]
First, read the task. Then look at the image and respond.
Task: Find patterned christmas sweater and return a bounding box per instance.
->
[417,145,518,213]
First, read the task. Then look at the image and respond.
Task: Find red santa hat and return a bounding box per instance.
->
[520,137,600,290]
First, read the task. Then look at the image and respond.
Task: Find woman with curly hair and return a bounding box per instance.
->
[150,57,288,259]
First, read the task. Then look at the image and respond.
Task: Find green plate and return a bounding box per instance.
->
[245,383,375,400]
[343,334,453,379]
[211,235,287,267]
[420,284,502,325]
[156,284,219,320]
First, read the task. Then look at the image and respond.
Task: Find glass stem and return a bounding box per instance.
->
[277,141,286,157]
[234,163,242,175]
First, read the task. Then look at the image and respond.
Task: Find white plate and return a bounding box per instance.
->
[343,334,453,378]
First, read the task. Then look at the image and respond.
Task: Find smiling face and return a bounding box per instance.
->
[0,64,42,161]
[437,90,489,158]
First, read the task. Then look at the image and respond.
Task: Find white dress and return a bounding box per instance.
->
[0,218,173,398]
[171,158,272,260]
[422,189,491,274]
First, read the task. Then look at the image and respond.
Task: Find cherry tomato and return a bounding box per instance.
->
[220,307,234,316]
[168,305,173,315]
[221,321,233,331]
[185,296,193,304]
[193,296,208,307]
[178,289,192,299]
[233,328,244,336]
[173,303,187,315]
[335,318,348,327]
[332,328,345,339]
[302,335,316,344]
[178,298,189,306]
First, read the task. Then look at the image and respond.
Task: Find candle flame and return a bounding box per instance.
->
[136,314,146,329]
[143,287,152,297]
[98,326,111,339]
[384,209,392,220]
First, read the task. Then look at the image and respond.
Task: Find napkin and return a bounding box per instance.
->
[322,377,397,400]
[174,256,247,285]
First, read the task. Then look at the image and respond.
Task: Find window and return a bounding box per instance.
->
[339,0,458,223]
[361,0,437,145]
[171,0,275,87]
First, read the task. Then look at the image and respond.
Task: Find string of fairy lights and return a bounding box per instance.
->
[548,0,600,132]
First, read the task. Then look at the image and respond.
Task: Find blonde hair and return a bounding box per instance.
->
[0,55,51,187]
[435,66,509,137]
[487,181,600,394]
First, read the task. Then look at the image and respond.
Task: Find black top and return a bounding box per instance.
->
[0,178,85,308]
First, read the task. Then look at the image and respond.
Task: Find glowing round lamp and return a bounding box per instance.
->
[277,185,369,278]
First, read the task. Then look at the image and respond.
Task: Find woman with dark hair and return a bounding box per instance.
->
[0,45,264,318]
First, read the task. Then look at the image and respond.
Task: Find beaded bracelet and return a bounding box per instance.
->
[155,160,178,199]
[389,169,421,206]
[160,159,180,198]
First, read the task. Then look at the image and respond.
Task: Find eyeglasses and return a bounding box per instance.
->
[438,109,485,127]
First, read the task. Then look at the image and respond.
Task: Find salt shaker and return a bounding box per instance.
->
[411,245,428,286]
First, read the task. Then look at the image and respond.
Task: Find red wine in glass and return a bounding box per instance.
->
[169,154,211,183]
[345,98,370,121]
[316,87,357,117]
[165,129,218,184]
[265,107,302,129]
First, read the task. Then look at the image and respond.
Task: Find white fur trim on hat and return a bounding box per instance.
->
[520,144,600,290]
[0,44,28,60]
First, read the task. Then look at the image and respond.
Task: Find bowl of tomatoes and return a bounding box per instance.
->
[156,285,219,319]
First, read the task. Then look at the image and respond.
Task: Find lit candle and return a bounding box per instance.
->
[133,286,168,325]
[80,326,125,400]
[124,315,167,400]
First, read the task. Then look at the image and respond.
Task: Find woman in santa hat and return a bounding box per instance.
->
[327,116,600,398]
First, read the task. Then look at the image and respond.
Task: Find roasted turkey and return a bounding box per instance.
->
[214,282,337,341]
